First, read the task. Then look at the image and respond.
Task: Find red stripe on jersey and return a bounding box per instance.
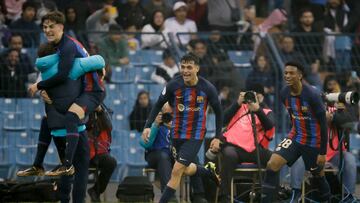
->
[312,109,322,148]
[186,89,197,139]
[285,99,295,139]
[200,96,208,139]
[173,89,182,139]
[84,73,94,91]
[296,98,307,144]
[67,35,89,56]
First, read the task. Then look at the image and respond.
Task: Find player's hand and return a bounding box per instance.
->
[237,92,245,105]
[141,128,151,143]
[317,154,326,167]
[28,83,39,97]
[210,138,221,153]
[40,90,52,104]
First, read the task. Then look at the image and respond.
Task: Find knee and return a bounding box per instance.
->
[266,160,281,172]
[171,166,185,178]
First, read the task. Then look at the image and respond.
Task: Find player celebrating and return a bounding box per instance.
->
[141,53,223,203]
[261,61,330,202]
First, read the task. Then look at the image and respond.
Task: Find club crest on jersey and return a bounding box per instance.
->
[177,104,185,112]
[197,96,204,103]
[301,106,308,113]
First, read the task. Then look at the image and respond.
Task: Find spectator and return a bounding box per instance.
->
[141,103,208,203]
[279,36,308,72]
[4,0,26,22]
[190,39,215,80]
[64,6,84,40]
[143,0,172,22]
[9,1,40,47]
[306,60,323,90]
[212,52,239,91]
[97,24,129,81]
[164,1,197,46]
[125,23,141,51]
[289,76,357,202]
[185,0,209,31]
[217,84,275,203]
[246,55,274,95]
[3,34,35,75]
[0,49,28,97]
[151,49,178,84]
[238,5,257,51]
[115,0,146,30]
[207,0,239,32]
[0,2,7,24]
[292,8,323,65]
[129,91,153,132]
[141,10,168,49]
[86,105,117,202]
[86,4,117,43]
[323,0,355,72]
[206,30,230,55]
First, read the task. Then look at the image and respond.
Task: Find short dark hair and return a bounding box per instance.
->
[181,53,199,66]
[162,49,173,60]
[42,11,66,25]
[284,61,305,74]
[38,43,56,57]
[300,8,313,17]
[22,1,37,12]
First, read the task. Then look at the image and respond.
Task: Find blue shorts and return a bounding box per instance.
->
[274,138,321,171]
[172,139,203,166]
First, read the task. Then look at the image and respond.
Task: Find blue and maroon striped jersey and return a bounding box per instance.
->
[38,34,104,92]
[145,75,223,140]
[281,83,327,153]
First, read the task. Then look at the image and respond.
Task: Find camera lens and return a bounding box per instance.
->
[244,91,256,103]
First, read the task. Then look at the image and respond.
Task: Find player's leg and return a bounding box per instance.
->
[160,161,187,203]
[290,158,306,203]
[17,116,51,176]
[261,138,300,202]
[301,145,330,201]
[72,131,90,203]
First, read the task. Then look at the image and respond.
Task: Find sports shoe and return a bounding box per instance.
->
[205,162,220,186]
[17,166,45,177]
[45,165,75,176]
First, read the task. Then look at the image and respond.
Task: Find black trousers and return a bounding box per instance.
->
[89,153,117,194]
[219,144,272,196]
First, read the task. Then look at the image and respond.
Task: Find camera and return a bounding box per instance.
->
[324,91,359,105]
[162,112,173,124]
[244,91,257,104]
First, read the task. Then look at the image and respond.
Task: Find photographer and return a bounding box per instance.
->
[141,103,207,203]
[216,84,275,203]
[290,76,357,202]
[87,105,117,202]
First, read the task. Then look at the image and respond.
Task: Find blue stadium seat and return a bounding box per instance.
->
[126,147,147,167]
[128,131,142,148]
[15,145,37,167]
[3,111,27,131]
[135,66,155,81]
[105,83,123,101]
[111,66,136,83]
[112,129,129,148]
[129,50,146,66]
[114,112,130,131]
[206,113,216,132]
[227,50,253,68]
[148,83,164,101]
[44,144,61,168]
[0,146,14,180]
[14,131,35,146]
[0,98,17,112]
[141,50,163,65]
[119,83,137,100]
